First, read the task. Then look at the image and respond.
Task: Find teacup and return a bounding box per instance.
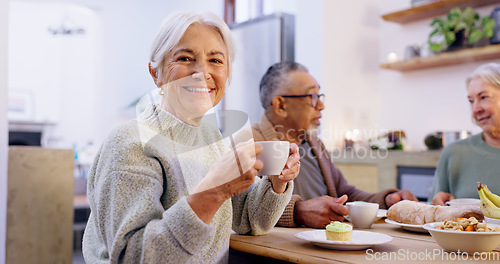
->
[445,198,481,207]
[256,141,290,176]
[346,201,379,229]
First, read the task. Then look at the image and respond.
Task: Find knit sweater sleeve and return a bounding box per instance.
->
[231,176,294,235]
[83,124,212,264]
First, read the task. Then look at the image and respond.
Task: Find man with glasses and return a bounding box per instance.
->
[252,62,418,228]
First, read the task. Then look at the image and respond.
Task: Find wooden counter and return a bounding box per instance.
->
[230,220,500,263]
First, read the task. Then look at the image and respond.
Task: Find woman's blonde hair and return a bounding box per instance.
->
[149,11,235,83]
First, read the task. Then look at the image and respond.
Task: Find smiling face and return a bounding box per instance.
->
[157,23,228,125]
[467,77,500,137]
[282,71,324,132]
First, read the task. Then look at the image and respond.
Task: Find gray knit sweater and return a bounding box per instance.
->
[82,104,293,263]
[430,133,500,199]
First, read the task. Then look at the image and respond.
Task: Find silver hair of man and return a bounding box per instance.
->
[466,63,500,89]
[149,11,236,83]
[259,61,308,109]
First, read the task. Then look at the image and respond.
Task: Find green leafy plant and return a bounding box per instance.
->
[428,7,496,53]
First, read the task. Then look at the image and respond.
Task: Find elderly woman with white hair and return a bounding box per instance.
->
[431,63,500,205]
[82,11,300,263]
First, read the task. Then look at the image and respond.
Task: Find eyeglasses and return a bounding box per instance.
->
[280,93,325,108]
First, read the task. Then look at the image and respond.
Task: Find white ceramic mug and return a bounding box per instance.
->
[256,141,290,176]
[346,201,379,229]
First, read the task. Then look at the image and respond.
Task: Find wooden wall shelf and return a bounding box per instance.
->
[382,0,499,24]
[380,44,500,72]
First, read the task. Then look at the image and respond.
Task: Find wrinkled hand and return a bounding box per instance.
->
[431,191,455,206]
[268,143,300,193]
[385,189,419,207]
[295,195,349,229]
[192,139,263,196]
[187,140,264,225]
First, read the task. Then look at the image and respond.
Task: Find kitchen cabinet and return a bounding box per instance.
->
[7,147,74,264]
[382,0,499,24]
[332,150,441,192]
[336,163,378,193]
[380,0,500,72]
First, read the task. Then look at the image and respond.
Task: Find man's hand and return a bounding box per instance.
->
[431,191,455,206]
[294,195,348,228]
[385,190,419,207]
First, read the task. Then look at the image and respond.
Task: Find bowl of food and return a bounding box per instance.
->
[423,217,500,252]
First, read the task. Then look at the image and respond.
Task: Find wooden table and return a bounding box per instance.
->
[230,220,500,263]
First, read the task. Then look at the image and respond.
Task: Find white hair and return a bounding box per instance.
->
[466,63,500,89]
[259,61,309,109]
[149,11,235,83]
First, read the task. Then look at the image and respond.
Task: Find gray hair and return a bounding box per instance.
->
[259,61,308,109]
[466,63,500,89]
[149,11,235,83]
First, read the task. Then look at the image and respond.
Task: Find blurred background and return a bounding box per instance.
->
[6,0,496,155]
[2,0,500,263]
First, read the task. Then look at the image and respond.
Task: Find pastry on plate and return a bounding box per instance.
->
[325,221,353,241]
[387,200,484,225]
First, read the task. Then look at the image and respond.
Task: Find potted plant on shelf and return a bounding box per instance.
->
[428,7,495,53]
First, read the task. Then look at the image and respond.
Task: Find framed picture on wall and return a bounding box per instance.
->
[8,90,34,121]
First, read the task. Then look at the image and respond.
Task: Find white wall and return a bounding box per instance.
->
[321,0,382,150]
[9,2,101,149]
[1,0,8,262]
[379,0,493,150]
[269,0,324,96]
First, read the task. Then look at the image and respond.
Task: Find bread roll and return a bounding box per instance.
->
[387,200,484,225]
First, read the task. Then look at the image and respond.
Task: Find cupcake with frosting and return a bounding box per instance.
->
[325,221,352,241]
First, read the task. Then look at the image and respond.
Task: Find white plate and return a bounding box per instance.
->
[485,216,500,225]
[345,209,387,222]
[377,209,387,219]
[385,219,429,233]
[445,198,480,207]
[294,230,393,250]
